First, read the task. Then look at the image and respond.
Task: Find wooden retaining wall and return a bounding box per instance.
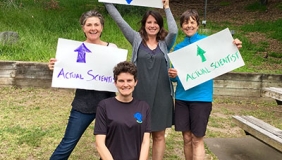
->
[0,61,52,88]
[213,72,282,98]
[0,61,281,98]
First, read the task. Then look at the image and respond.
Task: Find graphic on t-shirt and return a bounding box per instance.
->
[74,43,92,63]
[197,45,206,62]
[134,112,142,123]
[125,0,133,4]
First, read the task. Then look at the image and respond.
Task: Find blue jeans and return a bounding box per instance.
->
[50,109,96,160]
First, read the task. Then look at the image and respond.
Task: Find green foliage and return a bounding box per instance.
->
[240,19,282,41]
[269,52,282,58]
[0,0,21,8]
[245,1,268,11]
[0,0,281,74]
[0,0,107,61]
[218,1,230,6]
[278,3,282,10]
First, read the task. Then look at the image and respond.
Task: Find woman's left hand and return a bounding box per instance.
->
[168,68,177,78]
[163,0,169,9]
[233,38,242,49]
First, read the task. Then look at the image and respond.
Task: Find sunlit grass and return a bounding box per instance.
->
[1,0,281,74]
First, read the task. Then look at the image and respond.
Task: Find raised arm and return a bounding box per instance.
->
[104,3,137,45]
[163,0,178,51]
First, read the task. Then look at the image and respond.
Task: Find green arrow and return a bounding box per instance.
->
[197,45,206,62]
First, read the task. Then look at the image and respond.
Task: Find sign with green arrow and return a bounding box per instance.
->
[168,28,245,90]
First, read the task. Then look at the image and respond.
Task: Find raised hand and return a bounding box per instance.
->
[163,0,169,9]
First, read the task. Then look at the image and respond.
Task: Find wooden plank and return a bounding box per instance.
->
[0,70,15,78]
[233,115,282,152]
[262,74,282,83]
[264,87,282,94]
[214,88,260,97]
[14,71,52,79]
[263,87,282,103]
[214,80,261,89]
[14,79,52,88]
[0,78,14,85]
[215,72,262,81]
[241,116,282,138]
[262,82,282,88]
[0,61,16,70]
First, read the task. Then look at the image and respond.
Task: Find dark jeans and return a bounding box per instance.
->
[50,109,96,160]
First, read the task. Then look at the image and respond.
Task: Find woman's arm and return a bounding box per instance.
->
[139,132,150,160]
[104,3,137,45]
[96,135,114,160]
[163,0,178,51]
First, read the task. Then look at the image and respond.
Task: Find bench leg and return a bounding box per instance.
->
[275,100,282,105]
[244,131,250,135]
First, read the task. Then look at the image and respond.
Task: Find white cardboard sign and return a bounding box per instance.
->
[98,0,162,8]
[51,38,128,92]
[168,28,245,90]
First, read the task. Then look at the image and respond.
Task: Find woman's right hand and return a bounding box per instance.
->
[48,58,57,70]
[168,68,177,78]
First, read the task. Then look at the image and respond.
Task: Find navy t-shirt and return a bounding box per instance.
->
[94,97,151,160]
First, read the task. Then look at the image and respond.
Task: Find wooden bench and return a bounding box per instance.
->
[232,115,282,152]
[263,87,282,105]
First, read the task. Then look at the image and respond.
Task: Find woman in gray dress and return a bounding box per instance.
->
[104,0,178,159]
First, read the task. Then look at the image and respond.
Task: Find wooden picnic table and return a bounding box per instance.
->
[263,87,282,105]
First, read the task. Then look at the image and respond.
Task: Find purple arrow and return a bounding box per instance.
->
[126,0,133,4]
[74,43,92,63]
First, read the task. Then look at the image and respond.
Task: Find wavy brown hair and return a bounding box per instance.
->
[138,10,168,42]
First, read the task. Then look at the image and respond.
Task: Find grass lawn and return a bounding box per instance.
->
[0,87,281,159]
[0,0,282,159]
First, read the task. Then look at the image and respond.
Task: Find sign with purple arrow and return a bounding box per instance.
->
[51,38,128,92]
[74,43,91,63]
[98,0,162,8]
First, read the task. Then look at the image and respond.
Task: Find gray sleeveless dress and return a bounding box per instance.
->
[133,43,174,131]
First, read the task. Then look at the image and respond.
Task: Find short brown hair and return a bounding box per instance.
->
[79,10,104,27]
[113,61,137,82]
[180,9,200,27]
